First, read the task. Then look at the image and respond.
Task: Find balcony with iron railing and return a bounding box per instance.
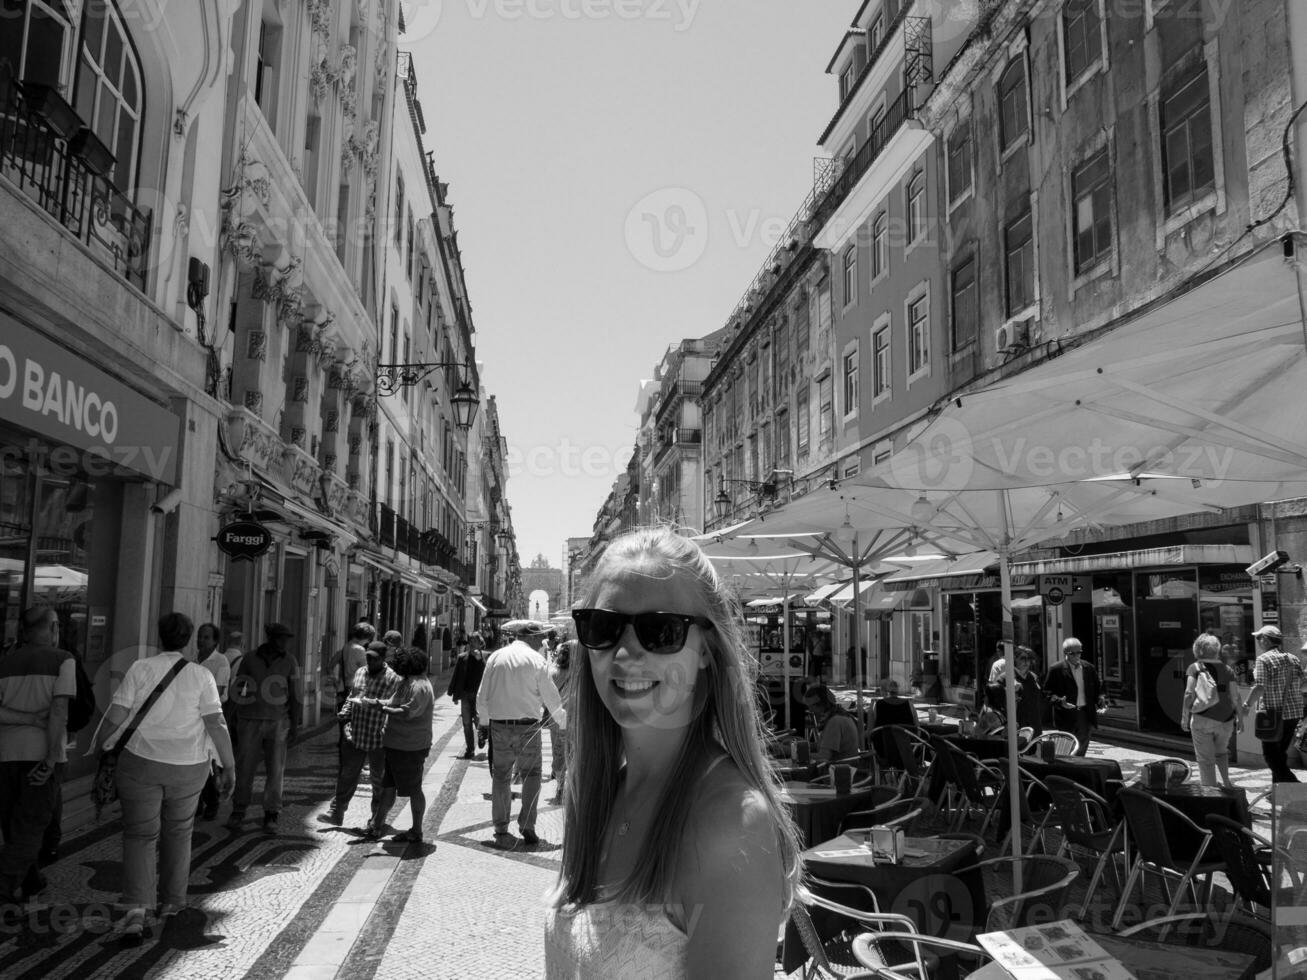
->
[379,503,396,548]
[811,88,912,233]
[0,72,152,291]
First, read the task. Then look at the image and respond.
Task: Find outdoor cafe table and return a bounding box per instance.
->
[783,834,987,976]
[995,755,1124,836]
[779,782,898,848]
[963,930,1258,979]
[1121,782,1251,862]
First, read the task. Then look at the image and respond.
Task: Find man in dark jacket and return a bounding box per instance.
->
[1044,637,1100,755]
[229,623,302,833]
[447,636,486,759]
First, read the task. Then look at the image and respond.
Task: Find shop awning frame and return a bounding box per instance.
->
[1013,544,1254,576]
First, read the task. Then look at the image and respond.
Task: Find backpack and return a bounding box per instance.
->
[1191,662,1219,714]
[67,655,97,733]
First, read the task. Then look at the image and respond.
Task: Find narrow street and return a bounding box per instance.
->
[1,674,566,980]
[0,667,1274,980]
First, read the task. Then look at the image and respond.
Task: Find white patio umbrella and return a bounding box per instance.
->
[710,240,1307,857]
[695,542,843,731]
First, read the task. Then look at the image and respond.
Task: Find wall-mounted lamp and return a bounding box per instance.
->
[376,357,480,430]
[713,469,793,520]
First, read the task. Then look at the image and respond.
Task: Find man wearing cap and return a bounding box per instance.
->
[475,620,565,848]
[1242,625,1305,782]
[228,623,302,832]
[320,641,401,835]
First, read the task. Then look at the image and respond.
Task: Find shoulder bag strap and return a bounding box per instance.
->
[108,658,189,755]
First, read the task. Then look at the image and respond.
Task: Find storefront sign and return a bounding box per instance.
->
[0,312,181,483]
[214,520,273,561]
[1040,574,1073,606]
[1101,614,1120,630]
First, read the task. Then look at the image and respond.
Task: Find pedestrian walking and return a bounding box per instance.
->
[319,641,399,836]
[448,635,486,759]
[222,629,245,750]
[547,640,573,800]
[196,622,231,820]
[97,612,236,944]
[1180,633,1241,787]
[327,622,375,762]
[1241,625,1306,782]
[546,527,800,978]
[1044,637,1101,755]
[475,620,565,848]
[228,623,301,833]
[376,647,435,843]
[0,606,75,903]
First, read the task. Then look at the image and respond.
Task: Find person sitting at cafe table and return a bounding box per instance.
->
[803,686,859,762]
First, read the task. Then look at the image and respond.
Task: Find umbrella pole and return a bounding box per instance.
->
[1000,546,1024,865]
[852,541,865,746]
[783,585,792,733]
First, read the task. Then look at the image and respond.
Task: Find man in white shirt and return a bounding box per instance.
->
[476,620,565,848]
[1044,637,1101,756]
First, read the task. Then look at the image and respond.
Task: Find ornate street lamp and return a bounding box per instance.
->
[712,469,793,520]
[375,357,480,430]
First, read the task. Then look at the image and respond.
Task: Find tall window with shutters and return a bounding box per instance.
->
[1160,57,1215,214]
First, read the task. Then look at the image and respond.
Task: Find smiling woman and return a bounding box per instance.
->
[546,526,801,980]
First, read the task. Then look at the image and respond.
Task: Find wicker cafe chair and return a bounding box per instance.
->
[1204,814,1297,921]
[1022,730,1081,757]
[1110,787,1225,930]
[1000,766,1056,857]
[1044,775,1127,920]
[1116,910,1273,973]
[839,796,921,836]
[790,887,986,980]
[966,854,1080,932]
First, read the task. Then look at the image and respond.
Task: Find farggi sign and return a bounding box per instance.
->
[0,313,180,483]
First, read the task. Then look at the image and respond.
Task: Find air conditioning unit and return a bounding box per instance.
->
[995,318,1031,354]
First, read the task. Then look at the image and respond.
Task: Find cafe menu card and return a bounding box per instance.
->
[977,920,1133,979]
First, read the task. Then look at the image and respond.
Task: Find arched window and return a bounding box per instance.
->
[73,0,141,194]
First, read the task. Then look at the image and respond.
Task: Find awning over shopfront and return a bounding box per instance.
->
[1012,544,1254,576]
[746,595,804,608]
[804,581,845,605]
[828,580,875,606]
[467,595,488,615]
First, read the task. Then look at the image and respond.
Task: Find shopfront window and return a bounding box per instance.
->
[1199,566,1254,682]
[1135,567,1198,733]
[1092,575,1136,725]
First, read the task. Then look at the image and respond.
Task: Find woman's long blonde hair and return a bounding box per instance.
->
[551,526,802,910]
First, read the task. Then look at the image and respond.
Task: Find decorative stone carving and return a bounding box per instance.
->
[292,376,309,403]
[338,44,357,88]
[325,410,340,432]
[374,41,390,85]
[309,58,338,104]
[296,323,324,354]
[349,435,361,456]
[308,0,332,38]
[290,449,320,495]
[325,453,337,472]
[243,390,263,411]
[290,426,306,447]
[247,331,267,361]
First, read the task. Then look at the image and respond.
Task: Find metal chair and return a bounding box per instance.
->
[851,930,991,980]
[1139,757,1191,787]
[1022,730,1081,757]
[883,726,936,803]
[1204,813,1298,921]
[1044,775,1127,921]
[839,797,921,836]
[965,854,1081,932]
[790,886,987,980]
[939,742,1005,836]
[1117,910,1272,972]
[1111,787,1225,929]
[1000,766,1056,857]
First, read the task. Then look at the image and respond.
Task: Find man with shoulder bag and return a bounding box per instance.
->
[1241,625,1305,782]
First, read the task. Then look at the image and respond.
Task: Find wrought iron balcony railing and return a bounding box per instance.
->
[810,88,913,234]
[0,74,152,290]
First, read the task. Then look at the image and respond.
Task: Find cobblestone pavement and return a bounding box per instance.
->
[0,679,1277,979]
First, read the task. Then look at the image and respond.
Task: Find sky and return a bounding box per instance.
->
[404,0,856,569]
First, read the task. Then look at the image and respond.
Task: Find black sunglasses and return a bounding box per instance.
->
[571,608,713,655]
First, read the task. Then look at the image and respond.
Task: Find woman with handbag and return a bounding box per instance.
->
[1180,634,1241,787]
[1241,625,1305,783]
[95,612,236,943]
